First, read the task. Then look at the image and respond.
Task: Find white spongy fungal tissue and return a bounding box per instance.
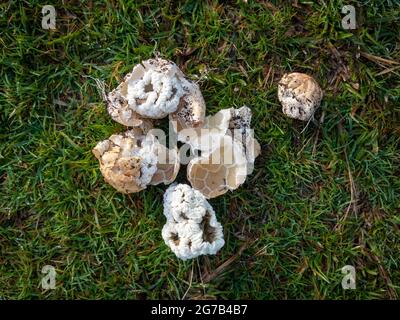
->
[126,61,185,119]
[133,135,159,186]
[162,184,225,260]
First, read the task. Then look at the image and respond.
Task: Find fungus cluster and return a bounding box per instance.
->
[93,58,322,260]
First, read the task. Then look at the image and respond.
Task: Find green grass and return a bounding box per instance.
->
[1,0,399,299]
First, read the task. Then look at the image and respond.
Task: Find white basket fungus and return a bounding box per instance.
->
[162,184,224,260]
[107,58,206,127]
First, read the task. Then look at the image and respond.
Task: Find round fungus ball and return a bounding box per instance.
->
[278,72,323,121]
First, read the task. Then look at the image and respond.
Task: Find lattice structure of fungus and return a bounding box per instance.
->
[187,134,248,199]
[107,58,206,127]
[150,143,180,186]
[278,72,323,121]
[162,184,224,260]
[182,106,260,198]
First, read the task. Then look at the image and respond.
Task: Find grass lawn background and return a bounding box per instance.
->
[1,0,399,299]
